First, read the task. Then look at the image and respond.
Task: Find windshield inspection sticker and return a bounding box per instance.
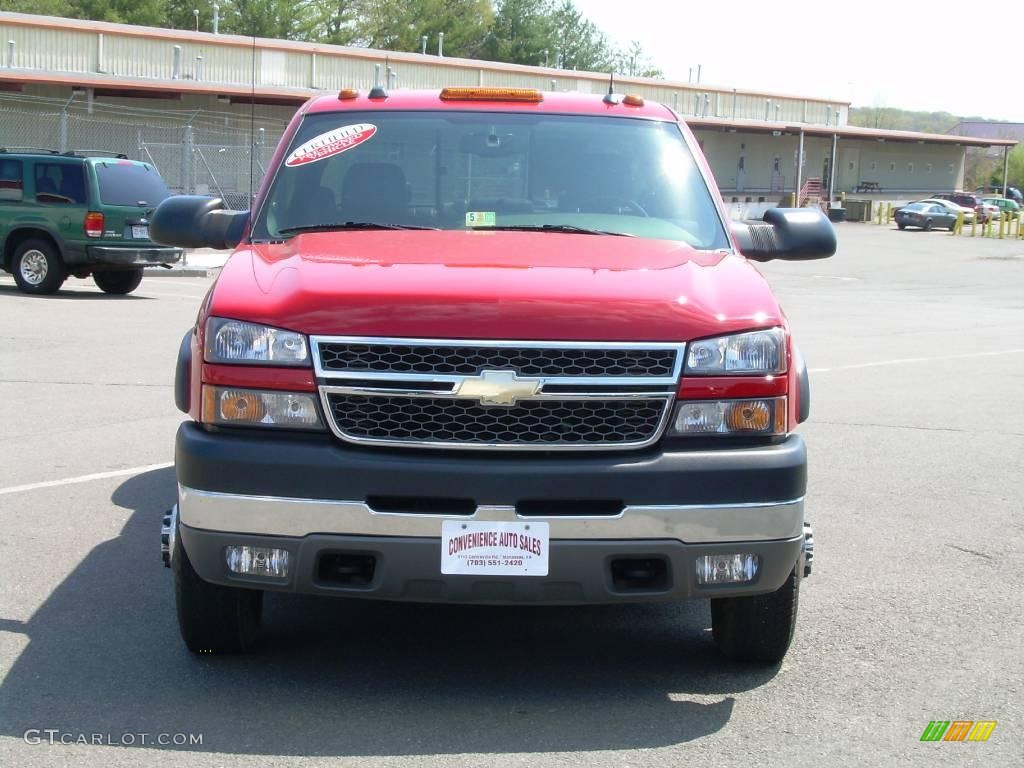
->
[465,211,496,227]
[441,520,549,576]
[284,123,377,167]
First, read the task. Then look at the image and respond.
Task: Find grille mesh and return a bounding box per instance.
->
[319,343,677,378]
[326,394,667,446]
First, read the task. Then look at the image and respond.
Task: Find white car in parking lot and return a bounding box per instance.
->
[920,198,974,224]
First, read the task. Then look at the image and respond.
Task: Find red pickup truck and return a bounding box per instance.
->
[153,87,835,664]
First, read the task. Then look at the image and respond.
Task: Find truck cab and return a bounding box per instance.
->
[153,88,835,664]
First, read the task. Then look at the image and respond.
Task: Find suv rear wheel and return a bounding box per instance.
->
[12,238,66,295]
[710,567,800,664]
[94,268,143,295]
[173,530,263,654]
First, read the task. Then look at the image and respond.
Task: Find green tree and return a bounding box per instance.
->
[218,0,304,38]
[67,0,167,26]
[548,0,614,71]
[483,0,555,66]
[0,0,71,15]
[617,40,661,78]
[296,0,358,45]
[991,144,1024,190]
[354,0,492,58]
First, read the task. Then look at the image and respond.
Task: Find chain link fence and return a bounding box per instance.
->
[0,96,285,210]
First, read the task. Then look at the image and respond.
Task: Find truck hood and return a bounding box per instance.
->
[208,231,783,341]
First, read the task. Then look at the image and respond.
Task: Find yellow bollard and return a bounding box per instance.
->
[999,214,1005,239]
[952,212,963,235]
[886,203,892,223]
[971,215,976,237]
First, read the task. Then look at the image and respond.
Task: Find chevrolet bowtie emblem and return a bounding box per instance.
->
[455,370,541,406]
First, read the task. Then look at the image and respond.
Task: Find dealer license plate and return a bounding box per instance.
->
[441,520,549,576]
[131,225,149,239]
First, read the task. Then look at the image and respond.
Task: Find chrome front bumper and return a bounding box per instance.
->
[177,484,805,543]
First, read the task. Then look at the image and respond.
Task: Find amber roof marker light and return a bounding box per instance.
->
[440,87,544,103]
[338,88,359,100]
[622,94,645,107]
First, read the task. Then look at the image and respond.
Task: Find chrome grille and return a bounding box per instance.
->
[318,342,677,378]
[325,394,667,446]
[312,337,684,451]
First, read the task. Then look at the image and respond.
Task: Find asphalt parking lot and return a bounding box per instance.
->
[1,224,1021,767]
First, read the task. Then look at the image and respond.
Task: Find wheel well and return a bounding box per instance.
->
[3,229,59,272]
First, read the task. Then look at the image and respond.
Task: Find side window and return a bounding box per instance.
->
[0,159,23,201]
[34,163,87,205]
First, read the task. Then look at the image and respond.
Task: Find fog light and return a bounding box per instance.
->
[225,546,290,578]
[696,553,758,585]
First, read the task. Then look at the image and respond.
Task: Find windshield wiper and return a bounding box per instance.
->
[470,224,634,237]
[279,221,440,235]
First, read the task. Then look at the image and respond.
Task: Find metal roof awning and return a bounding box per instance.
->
[686,116,1017,148]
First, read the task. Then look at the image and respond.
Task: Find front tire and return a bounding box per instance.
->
[94,268,143,295]
[923,219,933,231]
[12,238,66,295]
[711,568,800,664]
[173,530,263,654]
[897,223,906,230]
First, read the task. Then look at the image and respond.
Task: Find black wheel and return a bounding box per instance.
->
[12,238,66,295]
[711,568,799,664]
[897,223,906,230]
[923,219,933,231]
[93,268,143,295]
[173,529,263,654]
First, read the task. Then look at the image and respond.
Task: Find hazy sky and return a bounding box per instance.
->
[574,0,1019,122]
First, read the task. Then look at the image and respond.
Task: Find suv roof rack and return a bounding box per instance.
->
[0,148,130,160]
[0,147,61,154]
[69,149,129,159]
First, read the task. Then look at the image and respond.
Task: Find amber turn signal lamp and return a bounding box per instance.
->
[440,87,543,102]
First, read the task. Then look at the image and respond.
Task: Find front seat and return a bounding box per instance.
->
[339,162,410,223]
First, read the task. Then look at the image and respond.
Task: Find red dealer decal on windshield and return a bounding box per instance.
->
[284,123,377,167]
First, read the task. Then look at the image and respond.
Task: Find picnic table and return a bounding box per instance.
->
[855,181,881,193]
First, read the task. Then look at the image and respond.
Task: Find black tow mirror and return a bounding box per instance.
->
[150,196,249,251]
[731,208,837,262]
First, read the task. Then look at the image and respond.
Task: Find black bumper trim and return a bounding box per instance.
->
[86,245,183,266]
[179,523,803,604]
[175,423,806,507]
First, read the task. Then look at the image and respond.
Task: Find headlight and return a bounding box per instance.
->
[202,386,324,430]
[669,397,787,436]
[685,328,786,375]
[205,318,309,366]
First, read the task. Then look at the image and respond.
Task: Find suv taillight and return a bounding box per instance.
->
[84,212,104,238]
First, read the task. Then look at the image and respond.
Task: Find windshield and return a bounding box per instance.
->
[95,162,171,207]
[252,111,729,249]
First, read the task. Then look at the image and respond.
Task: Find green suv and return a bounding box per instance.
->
[0,149,182,295]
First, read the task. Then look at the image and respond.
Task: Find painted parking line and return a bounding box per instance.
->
[810,348,1024,373]
[0,462,173,497]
